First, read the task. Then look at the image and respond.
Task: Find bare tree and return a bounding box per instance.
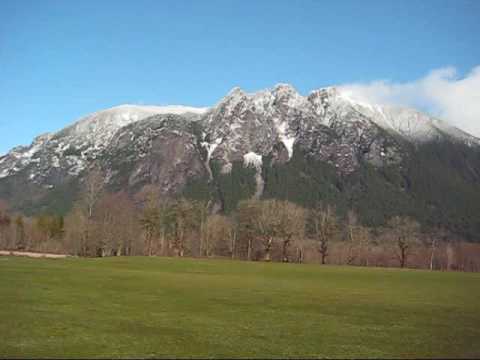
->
[139,192,160,256]
[157,198,176,256]
[294,236,306,264]
[0,200,11,249]
[277,201,305,263]
[429,235,437,271]
[422,228,447,271]
[345,210,359,265]
[171,198,200,257]
[236,200,281,261]
[197,200,211,257]
[386,216,420,268]
[254,200,280,262]
[236,200,261,261]
[0,215,11,249]
[344,210,371,266]
[75,168,105,256]
[231,225,237,260]
[96,191,139,256]
[35,214,64,243]
[446,241,456,271]
[310,203,338,265]
[14,215,26,250]
[204,214,233,257]
[357,226,371,266]
[136,187,177,256]
[64,205,89,256]
[82,169,105,218]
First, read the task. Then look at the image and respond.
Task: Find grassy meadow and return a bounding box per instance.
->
[0,256,479,358]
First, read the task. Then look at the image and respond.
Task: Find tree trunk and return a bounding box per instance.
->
[400,247,406,268]
[348,228,355,264]
[264,250,271,262]
[398,239,408,268]
[199,223,204,257]
[347,245,355,265]
[205,234,209,257]
[319,238,328,264]
[365,243,370,267]
[160,230,165,256]
[264,237,272,262]
[295,247,303,263]
[446,243,454,271]
[320,245,327,264]
[247,238,252,261]
[231,230,236,260]
[282,239,290,262]
[178,229,185,257]
[429,239,436,271]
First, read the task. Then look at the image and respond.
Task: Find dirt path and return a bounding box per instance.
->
[0,250,69,259]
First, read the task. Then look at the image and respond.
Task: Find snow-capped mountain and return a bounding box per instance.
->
[0,104,207,181]
[1,84,479,240]
[201,84,478,176]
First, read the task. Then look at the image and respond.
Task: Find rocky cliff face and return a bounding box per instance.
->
[101,114,207,195]
[1,84,479,239]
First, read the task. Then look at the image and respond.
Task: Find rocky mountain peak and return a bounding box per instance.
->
[272,83,299,97]
[0,83,479,200]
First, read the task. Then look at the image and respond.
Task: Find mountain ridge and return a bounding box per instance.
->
[1,84,477,169]
[1,84,479,241]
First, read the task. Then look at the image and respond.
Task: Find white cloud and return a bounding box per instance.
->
[338,66,480,137]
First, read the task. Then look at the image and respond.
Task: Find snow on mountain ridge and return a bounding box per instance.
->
[325,87,479,144]
[0,104,209,180]
[214,84,479,144]
[1,85,478,183]
[68,104,208,142]
[198,84,479,182]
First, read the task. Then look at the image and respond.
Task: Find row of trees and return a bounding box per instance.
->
[0,172,479,271]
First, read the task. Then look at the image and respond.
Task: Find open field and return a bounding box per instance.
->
[0,256,479,358]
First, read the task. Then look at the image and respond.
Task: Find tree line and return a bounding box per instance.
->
[0,170,479,271]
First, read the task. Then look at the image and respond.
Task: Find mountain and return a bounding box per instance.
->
[1,84,480,240]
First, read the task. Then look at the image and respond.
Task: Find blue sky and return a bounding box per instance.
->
[1,0,480,153]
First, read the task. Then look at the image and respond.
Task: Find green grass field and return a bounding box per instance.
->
[0,256,479,359]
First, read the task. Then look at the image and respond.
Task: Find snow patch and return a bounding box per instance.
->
[17,141,44,160]
[201,138,223,181]
[243,152,264,199]
[221,162,232,174]
[280,135,295,159]
[273,119,295,159]
[229,123,241,132]
[201,137,222,160]
[148,105,209,115]
[243,152,262,169]
[0,169,10,179]
[52,156,60,168]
